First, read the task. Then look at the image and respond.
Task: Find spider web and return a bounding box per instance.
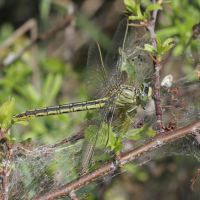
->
[6,35,200,200]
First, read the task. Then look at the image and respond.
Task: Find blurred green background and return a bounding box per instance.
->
[0,0,200,199]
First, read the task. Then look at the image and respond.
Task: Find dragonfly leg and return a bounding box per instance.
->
[126,106,137,124]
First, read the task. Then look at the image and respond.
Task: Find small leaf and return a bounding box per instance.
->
[157,44,163,55]
[121,49,136,84]
[0,98,15,127]
[147,128,156,137]
[13,119,29,126]
[123,9,132,14]
[124,0,137,15]
[5,133,11,142]
[161,43,175,54]
[107,132,124,155]
[107,129,117,151]
[138,44,158,55]
[129,15,144,21]
[145,4,163,13]
[155,34,161,46]
[162,38,174,47]
[124,123,156,140]
[5,134,15,142]
[10,137,16,142]
[114,134,124,155]
[143,4,163,20]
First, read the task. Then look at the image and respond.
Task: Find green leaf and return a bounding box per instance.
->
[114,134,124,155]
[145,4,163,13]
[162,38,174,47]
[107,132,124,156]
[123,9,132,14]
[107,128,117,151]
[5,133,11,141]
[5,134,15,142]
[155,34,161,46]
[12,118,29,126]
[161,43,175,54]
[124,0,137,15]
[157,44,163,55]
[0,98,15,127]
[143,4,163,20]
[124,124,156,140]
[121,48,136,84]
[138,44,158,55]
[147,128,156,137]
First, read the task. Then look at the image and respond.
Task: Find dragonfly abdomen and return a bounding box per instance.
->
[14,98,108,120]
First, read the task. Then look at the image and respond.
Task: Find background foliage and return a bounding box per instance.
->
[0,0,200,199]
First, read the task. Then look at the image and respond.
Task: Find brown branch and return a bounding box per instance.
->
[31,120,200,200]
[1,140,13,200]
[147,1,164,134]
[0,15,74,68]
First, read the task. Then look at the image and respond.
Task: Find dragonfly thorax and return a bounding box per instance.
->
[116,83,152,107]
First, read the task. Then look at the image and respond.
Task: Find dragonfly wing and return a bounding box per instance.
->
[86,43,111,99]
[124,20,153,88]
[105,18,129,88]
[80,97,116,174]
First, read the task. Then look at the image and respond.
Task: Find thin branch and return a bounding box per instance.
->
[1,140,13,200]
[31,120,200,200]
[0,15,74,68]
[147,1,164,134]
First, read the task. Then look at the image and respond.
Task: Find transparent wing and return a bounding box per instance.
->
[86,43,110,99]
[80,97,116,174]
[124,21,153,88]
[105,18,129,88]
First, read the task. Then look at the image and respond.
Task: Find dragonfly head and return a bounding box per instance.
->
[139,83,152,102]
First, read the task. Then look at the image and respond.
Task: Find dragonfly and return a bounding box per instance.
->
[14,18,153,174]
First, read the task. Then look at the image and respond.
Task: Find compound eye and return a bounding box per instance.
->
[140,92,147,101]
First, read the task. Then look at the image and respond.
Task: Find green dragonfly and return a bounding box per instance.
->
[14,18,153,173]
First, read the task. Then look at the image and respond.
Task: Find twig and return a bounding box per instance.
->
[0,15,74,68]
[147,1,164,134]
[1,140,13,200]
[0,19,37,52]
[191,168,200,188]
[31,120,200,200]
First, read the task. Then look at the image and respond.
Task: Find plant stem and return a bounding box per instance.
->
[148,1,164,134]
